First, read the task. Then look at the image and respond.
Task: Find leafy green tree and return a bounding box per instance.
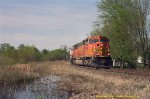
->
[17,44,41,63]
[47,49,67,60]
[0,43,17,65]
[0,43,69,65]
[90,28,102,36]
[0,43,17,59]
[42,49,49,55]
[95,0,150,68]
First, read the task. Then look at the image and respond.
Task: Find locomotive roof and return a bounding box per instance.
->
[88,35,108,39]
[72,35,109,48]
[73,42,83,48]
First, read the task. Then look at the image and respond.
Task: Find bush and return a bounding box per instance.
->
[0,57,16,66]
[46,49,67,60]
[0,43,68,65]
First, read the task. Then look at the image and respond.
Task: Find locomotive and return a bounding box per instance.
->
[70,35,112,69]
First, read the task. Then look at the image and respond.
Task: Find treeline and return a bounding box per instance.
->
[92,0,150,68]
[0,43,68,66]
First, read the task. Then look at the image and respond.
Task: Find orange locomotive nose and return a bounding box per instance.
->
[70,35,112,68]
[94,43,101,56]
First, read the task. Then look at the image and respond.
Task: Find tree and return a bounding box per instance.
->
[90,28,102,36]
[0,43,17,65]
[95,0,150,68]
[47,49,67,60]
[0,43,69,66]
[17,44,41,63]
[0,43,17,59]
[42,49,49,55]
[60,45,69,60]
[133,0,150,68]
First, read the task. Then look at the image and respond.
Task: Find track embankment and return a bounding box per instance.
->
[73,65,150,81]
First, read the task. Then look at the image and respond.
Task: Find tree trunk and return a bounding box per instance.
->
[148,58,150,68]
[143,56,147,68]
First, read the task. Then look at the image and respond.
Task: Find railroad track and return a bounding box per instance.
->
[70,64,150,77]
[101,68,150,77]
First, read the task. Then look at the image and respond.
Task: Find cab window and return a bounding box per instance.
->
[89,39,99,44]
[100,39,109,42]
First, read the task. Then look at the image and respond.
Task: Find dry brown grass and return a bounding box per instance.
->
[0,64,37,84]
[0,61,150,99]
[44,61,150,99]
[0,62,51,84]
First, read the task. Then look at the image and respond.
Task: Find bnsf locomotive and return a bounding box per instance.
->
[70,35,112,69]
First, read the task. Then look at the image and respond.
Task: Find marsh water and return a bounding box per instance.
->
[0,75,69,99]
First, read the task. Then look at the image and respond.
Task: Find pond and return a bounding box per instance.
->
[0,75,69,99]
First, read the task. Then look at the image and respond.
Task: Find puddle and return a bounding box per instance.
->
[0,75,69,99]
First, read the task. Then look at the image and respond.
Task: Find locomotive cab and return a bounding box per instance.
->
[71,35,112,69]
[88,36,110,56]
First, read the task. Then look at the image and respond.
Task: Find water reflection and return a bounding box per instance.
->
[0,75,68,99]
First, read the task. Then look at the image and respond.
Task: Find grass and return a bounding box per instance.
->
[0,62,51,84]
[44,61,150,99]
[0,61,150,99]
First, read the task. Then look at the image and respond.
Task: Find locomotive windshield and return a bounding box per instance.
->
[89,39,99,44]
[100,39,109,42]
[89,38,109,44]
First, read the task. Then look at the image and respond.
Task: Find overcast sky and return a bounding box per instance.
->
[0,0,99,50]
